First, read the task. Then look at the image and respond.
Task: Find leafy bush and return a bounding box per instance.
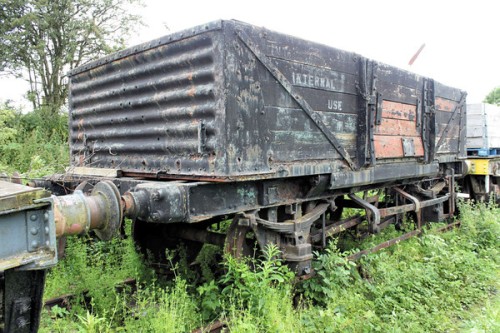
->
[0,104,68,177]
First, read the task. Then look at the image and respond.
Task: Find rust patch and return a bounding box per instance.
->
[67,223,85,234]
[374,135,424,158]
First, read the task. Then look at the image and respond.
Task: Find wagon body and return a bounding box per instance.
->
[68,20,465,187]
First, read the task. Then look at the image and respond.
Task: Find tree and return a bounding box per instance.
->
[484,87,500,106]
[0,0,142,114]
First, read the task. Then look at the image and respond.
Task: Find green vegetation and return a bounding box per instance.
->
[38,201,499,332]
[484,86,500,106]
[299,203,499,332]
[0,104,68,177]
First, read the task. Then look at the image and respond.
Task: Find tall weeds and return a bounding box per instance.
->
[40,202,499,332]
[0,105,68,176]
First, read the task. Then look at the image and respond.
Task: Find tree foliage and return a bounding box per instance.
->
[484,86,500,106]
[0,0,142,113]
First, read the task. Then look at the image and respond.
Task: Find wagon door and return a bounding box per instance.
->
[369,63,425,163]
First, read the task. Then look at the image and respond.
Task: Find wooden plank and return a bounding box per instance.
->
[294,87,358,114]
[377,64,423,90]
[377,80,420,105]
[436,138,459,154]
[0,181,37,197]
[374,135,424,158]
[374,118,420,137]
[435,110,461,124]
[466,116,485,127]
[68,166,122,177]
[381,100,416,121]
[272,132,356,161]
[435,97,457,112]
[436,123,460,140]
[272,58,358,95]
[264,107,358,134]
[434,81,463,101]
[467,137,486,148]
[257,29,359,74]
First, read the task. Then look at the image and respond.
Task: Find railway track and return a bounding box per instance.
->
[43,279,229,332]
[191,320,227,333]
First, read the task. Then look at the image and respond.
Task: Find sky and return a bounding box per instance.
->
[1,0,498,109]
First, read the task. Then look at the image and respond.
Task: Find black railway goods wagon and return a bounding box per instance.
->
[0,20,468,332]
[66,20,466,273]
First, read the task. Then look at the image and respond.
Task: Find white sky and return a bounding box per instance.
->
[1,0,498,109]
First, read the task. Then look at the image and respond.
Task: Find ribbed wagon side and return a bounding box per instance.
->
[69,21,227,177]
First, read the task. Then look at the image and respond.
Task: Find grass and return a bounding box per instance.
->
[39,201,499,332]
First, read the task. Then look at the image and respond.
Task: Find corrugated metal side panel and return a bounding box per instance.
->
[69,32,224,175]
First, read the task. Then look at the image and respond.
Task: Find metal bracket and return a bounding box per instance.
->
[416,98,422,129]
[457,93,467,158]
[255,203,329,234]
[198,121,207,154]
[422,78,435,163]
[347,193,381,233]
[375,92,383,125]
[393,187,422,228]
[236,30,356,171]
[365,60,379,166]
[402,137,416,157]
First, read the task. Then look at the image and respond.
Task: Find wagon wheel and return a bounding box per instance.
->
[224,216,257,259]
